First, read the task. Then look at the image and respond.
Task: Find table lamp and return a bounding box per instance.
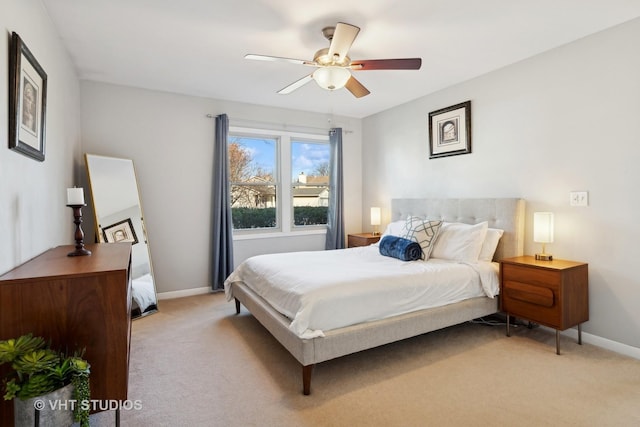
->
[534,212,554,261]
[370,207,381,236]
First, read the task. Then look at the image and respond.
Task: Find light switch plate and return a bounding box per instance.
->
[570,191,588,207]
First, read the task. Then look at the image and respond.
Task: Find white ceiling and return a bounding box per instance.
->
[42,0,640,119]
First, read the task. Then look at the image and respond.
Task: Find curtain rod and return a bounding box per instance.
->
[205,115,352,134]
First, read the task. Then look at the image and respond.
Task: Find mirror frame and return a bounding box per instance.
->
[85,153,158,319]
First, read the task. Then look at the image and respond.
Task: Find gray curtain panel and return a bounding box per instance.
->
[211,114,234,290]
[325,127,345,250]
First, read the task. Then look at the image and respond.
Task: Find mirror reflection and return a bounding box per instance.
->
[85,154,158,319]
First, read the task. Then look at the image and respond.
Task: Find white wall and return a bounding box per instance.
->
[0,0,81,274]
[362,18,640,349]
[6,0,633,353]
[80,82,363,294]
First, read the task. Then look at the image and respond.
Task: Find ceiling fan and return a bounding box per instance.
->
[245,22,422,98]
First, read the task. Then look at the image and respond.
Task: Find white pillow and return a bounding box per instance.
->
[431,221,488,262]
[400,216,443,260]
[381,219,406,238]
[478,228,504,262]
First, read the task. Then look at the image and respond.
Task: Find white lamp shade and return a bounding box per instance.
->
[370,207,381,226]
[533,212,554,243]
[313,66,351,91]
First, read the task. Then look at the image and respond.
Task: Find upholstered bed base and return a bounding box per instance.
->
[232,198,525,394]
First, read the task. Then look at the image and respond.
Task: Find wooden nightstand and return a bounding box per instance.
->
[500,256,588,355]
[347,233,381,248]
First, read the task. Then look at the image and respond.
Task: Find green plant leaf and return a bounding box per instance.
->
[3,379,20,400]
[0,334,46,364]
[16,373,57,399]
[69,356,90,375]
[12,349,59,375]
[1,334,91,416]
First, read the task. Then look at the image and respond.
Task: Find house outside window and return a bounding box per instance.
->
[229,127,329,233]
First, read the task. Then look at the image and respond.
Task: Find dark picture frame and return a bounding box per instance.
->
[8,32,47,162]
[102,218,139,245]
[428,100,471,159]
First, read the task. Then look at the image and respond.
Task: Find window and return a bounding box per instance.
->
[228,133,277,230]
[229,127,329,233]
[291,140,330,226]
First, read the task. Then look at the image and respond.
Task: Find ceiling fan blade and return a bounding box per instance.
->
[351,58,422,70]
[277,74,314,94]
[245,54,315,66]
[344,76,370,98]
[328,22,360,62]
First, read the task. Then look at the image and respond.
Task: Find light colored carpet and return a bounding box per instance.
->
[89,293,640,426]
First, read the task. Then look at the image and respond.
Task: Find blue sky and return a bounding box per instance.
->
[234,136,329,179]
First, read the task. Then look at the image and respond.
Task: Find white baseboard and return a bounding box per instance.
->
[157,286,211,300]
[542,326,640,360]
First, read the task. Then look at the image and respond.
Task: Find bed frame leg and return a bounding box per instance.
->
[302,364,314,395]
[235,298,240,314]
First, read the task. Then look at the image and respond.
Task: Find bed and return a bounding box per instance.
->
[131,273,157,315]
[225,198,525,394]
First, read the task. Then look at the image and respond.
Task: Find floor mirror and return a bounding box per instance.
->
[85,153,158,319]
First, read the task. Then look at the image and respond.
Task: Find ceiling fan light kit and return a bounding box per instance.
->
[313,66,351,91]
[246,22,421,98]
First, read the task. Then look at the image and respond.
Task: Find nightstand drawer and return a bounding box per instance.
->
[503,281,554,307]
[502,264,561,287]
[502,282,561,328]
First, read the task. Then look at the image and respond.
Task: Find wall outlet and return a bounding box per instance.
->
[570,191,588,207]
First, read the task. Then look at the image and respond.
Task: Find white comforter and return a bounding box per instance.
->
[132,273,156,312]
[224,245,499,339]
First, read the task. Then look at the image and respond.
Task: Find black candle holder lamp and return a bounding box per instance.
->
[67,204,92,257]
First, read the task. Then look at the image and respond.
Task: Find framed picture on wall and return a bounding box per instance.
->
[102,218,139,245]
[428,100,471,159]
[8,32,47,162]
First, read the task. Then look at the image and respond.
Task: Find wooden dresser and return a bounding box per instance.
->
[0,243,132,426]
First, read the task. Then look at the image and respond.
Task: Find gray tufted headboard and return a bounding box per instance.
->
[391,198,525,261]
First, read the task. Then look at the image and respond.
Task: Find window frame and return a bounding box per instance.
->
[228,131,279,232]
[229,126,329,238]
[290,138,330,231]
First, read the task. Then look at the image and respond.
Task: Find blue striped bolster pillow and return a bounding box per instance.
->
[378,235,423,261]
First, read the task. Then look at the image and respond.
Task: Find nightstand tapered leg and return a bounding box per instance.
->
[556,330,560,355]
[578,324,582,345]
[506,314,510,337]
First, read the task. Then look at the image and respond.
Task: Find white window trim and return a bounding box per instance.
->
[232,229,327,241]
[229,126,329,237]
